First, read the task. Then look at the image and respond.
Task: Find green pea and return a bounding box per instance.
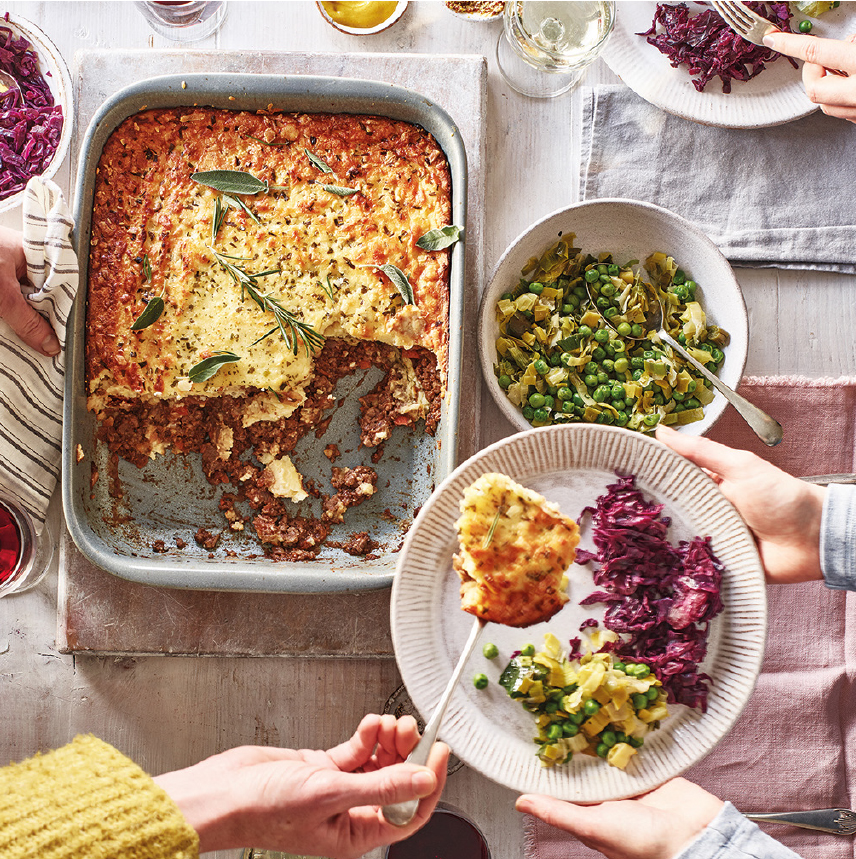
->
[631,323,644,338]
[603,306,619,319]
[522,405,535,421]
[520,644,535,656]
[473,673,488,689]
[631,693,648,710]
[529,282,544,295]
[612,661,625,672]
[528,392,545,408]
[686,397,700,410]
[592,384,610,403]
[652,393,664,406]
[534,359,549,375]
[673,284,689,301]
[607,264,620,276]
[542,395,555,410]
[573,285,588,299]
[569,711,586,725]
[593,328,609,343]
[614,410,629,426]
[672,389,685,402]
[561,401,574,414]
[545,722,563,741]
[557,386,573,401]
[601,281,616,297]
[501,292,515,301]
[560,352,575,368]
[561,303,573,315]
[613,357,629,374]
[686,379,697,393]
[584,268,600,283]
[597,263,609,274]
[592,346,606,361]
[533,408,551,423]
[583,699,601,716]
[572,393,585,408]
[596,743,610,758]
[544,700,559,715]
[643,413,660,427]
[646,686,659,701]
[482,642,499,659]
[584,360,599,376]
[673,269,686,285]
[596,296,610,311]
[582,374,597,388]
[615,732,628,744]
[578,324,592,338]
[596,372,609,385]
[562,721,579,737]
[601,730,617,748]
[629,736,644,748]
[498,374,512,390]
[601,359,615,373]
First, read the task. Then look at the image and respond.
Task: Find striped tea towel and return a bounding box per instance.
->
[0,177,78,532]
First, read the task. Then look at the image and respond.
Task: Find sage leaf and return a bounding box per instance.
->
[304,148,334,173]
[130,296,164,331]
[416,224,463,251]
[377,264,415,305]
[188,352,241,383]
[191,169,267,196]
[320,184,359,197]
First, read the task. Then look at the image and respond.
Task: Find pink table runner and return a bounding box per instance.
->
[524,377,856,859]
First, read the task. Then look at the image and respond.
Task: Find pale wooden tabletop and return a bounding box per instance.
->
[0,3,853,859]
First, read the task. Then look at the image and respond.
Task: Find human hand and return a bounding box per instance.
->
[154,713,448,858]
[517,777,724,859]
[656,424,825,584]
[0,225,59,356]
[763,31,856,122]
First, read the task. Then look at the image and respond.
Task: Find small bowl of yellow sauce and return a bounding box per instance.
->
[317,1,408,34]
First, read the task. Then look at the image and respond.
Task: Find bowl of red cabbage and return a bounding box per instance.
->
[0,13,72,213]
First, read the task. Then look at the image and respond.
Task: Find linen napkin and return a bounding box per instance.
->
[578,84,856,273]
[0,177,78,531]
[523,376,856,859]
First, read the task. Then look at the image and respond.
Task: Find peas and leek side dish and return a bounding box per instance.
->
[499,634,668,770]
[494,236,730,433]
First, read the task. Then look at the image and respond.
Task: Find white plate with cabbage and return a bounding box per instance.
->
[390,423,766,802]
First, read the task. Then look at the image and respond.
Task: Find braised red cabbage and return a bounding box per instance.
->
[638,2,797,93]
[577,474,724,712]
[0,16,63,200]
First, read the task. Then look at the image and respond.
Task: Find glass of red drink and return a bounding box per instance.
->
[385,802,491,859]
[0,492,54,597]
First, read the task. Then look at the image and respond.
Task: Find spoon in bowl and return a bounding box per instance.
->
[586,282,783,447]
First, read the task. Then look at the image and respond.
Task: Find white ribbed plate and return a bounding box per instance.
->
[390,424,766,802]
[603,2,856,128]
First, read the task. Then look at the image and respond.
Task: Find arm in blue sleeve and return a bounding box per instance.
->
[673,803,803,859]
[820,483,856,590]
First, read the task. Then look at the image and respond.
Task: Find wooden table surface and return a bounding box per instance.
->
[1,3,853,859]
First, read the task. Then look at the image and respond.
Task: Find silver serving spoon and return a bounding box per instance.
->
[586,282,783,447]
[0,71,21,105]
[382,616,486,827]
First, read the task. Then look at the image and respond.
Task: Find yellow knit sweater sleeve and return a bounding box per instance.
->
[0,734,199,859]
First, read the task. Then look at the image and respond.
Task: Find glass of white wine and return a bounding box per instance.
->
[497,1,616,98]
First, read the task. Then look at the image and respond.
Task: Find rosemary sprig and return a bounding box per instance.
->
[319,275,336,302]
[222,193,260,225]
[142,253,152,282]
[483,506,503,548]
[210,248,325,357]
[212,196,228,243]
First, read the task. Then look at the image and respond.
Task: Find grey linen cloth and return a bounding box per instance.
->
[0,178,78,531]
[579,84,856,274]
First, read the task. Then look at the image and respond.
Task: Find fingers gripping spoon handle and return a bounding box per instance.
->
[382,617,486,826]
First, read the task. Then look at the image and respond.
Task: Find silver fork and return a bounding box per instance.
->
[744,808,856,835]
[710,0,778,46]
[712,0,848,74]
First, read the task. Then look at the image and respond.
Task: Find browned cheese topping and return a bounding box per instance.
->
[86,108,452,559]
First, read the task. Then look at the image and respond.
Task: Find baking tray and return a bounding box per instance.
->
[61,73,466,593]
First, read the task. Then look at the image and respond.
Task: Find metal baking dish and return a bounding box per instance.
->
[61,73,466,593]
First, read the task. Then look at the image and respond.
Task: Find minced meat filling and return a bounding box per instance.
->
[93,339,440,559]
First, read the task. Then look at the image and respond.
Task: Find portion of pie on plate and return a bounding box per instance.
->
[453,473,579,627]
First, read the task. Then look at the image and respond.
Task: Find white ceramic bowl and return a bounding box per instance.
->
[479,199,748,437]
[315,1,409,35]
[0,14,73,215]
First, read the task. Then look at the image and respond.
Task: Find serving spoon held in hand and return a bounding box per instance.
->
[382,616,486,827]
[586,282,783,447]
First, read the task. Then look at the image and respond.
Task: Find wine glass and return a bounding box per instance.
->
[496,1,616,98]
